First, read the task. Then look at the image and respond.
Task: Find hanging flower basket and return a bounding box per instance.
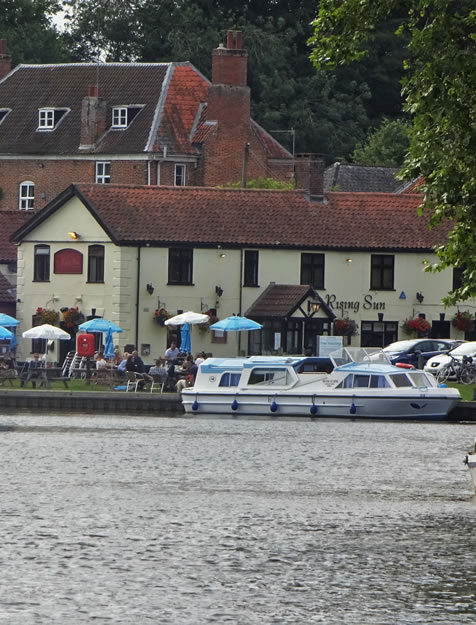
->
[34,307,59,325]
[452,310,473,332]
[153,308,172,326]
[60,306,85,329]
[334,317,358,337]
[198,309,219,333]
[401,316,430,335]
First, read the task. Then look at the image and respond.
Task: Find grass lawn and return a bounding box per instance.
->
[447,382,476,402]
[0,378,174,393]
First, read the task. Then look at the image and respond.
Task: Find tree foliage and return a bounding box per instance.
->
[352,118,409,167]
[61,0,407,161]
[310,0,476,304]
[0,0,70,64]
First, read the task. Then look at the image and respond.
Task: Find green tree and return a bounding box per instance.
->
[309,0,476,304]
[1,0,70,65]
[352,118,409,167]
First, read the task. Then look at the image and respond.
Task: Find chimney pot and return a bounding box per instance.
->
[88,84,100,97]
[0,39,7,55]
[226,30,234,49]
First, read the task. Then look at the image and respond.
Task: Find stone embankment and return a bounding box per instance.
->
[0,390,184,415]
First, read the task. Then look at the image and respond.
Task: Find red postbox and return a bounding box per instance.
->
[77,333,95,357]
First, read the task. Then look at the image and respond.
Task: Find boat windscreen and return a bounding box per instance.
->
[330,347,390,367]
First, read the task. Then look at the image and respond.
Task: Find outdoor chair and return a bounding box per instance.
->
[150,373,166,394]
[126,371,140,392]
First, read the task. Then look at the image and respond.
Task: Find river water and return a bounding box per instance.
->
[0,413,475,624]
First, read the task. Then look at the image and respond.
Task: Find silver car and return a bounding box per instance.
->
[424,341,476,377]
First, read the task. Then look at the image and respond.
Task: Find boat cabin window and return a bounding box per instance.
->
[248,368,290,386]
[407,371,431,387]
[338,374,390,389]
[389,373,413,387]
[219,372,241,387]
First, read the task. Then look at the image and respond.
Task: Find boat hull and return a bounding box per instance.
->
[181,389,459,420]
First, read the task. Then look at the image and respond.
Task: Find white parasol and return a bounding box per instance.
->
[164,311,209,326]
[22,324,71,340]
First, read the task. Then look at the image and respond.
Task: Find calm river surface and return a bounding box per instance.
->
[0,413,475,624]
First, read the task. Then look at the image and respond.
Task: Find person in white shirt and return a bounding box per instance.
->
[165,341,180,363]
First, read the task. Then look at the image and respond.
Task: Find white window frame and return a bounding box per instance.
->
[157,162,161,185]
[38,108,55,129]
[19,181,35,210]
[96,162,111,184]
[175,163,186,186]
[112,106,128,128]
[0,108,11,125]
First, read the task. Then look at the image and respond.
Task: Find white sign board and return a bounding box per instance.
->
[316,336,343,357]
[274,332,281,350]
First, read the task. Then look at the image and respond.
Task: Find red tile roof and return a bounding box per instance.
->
[0,211,31,262]
[12,185,448,252]
[0,61,292,162]
[159,65,209,155]
[0,272,15,303]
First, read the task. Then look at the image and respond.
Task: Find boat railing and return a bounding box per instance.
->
[329,347,391,368]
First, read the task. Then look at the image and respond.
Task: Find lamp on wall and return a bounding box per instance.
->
[68,231,80,240]
[378,312,384,322]
[215,285,224,297]
[416,292,424,304]
[308,301,321,314]
[146,283,154,295]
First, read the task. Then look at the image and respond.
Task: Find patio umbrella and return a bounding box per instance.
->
[164,311,209,326]
[0,326,14,340]
[104,327,115,359]
[22,324,71,340]
[78,318,123,333]
[0,313,20,327]
[210,316,263,332]
[0,315,19,350]
[180,322,191,353]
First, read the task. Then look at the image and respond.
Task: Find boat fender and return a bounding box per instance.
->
[231,399,239,411]
[310,403,318,415]
[270,400,278,413]
[350,402,356,415]
[192,399,199,411]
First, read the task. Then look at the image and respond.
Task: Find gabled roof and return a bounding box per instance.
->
[0,61,291,160]
[0,63,170,155]
[245,283,335,319]
[324,163,400,193]
[0,271,15,303]
[0,211,30,262]
[11,183,448,253]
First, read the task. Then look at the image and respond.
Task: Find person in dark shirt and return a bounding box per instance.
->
[21,353,44,388]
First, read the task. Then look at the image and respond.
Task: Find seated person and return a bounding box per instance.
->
[20,352,44,388]
[126,351,152,388]
[117,352,130,374]
[94,351,109,384]
[149,358,167,381]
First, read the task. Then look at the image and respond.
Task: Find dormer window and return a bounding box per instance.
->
[0,108,11,125]
[38,107,69,131]
[111,105,143,129]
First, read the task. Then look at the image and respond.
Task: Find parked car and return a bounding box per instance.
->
[424,341,476,377]
[382,338,457,368]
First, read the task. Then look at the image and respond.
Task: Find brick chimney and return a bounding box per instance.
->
[203,31,251,186]
[0,39,12,80]
[211,30,247,86]
[294,154,325,200]
[79,85,107,150]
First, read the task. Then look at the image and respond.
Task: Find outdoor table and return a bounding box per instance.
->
[39,367,69,389]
